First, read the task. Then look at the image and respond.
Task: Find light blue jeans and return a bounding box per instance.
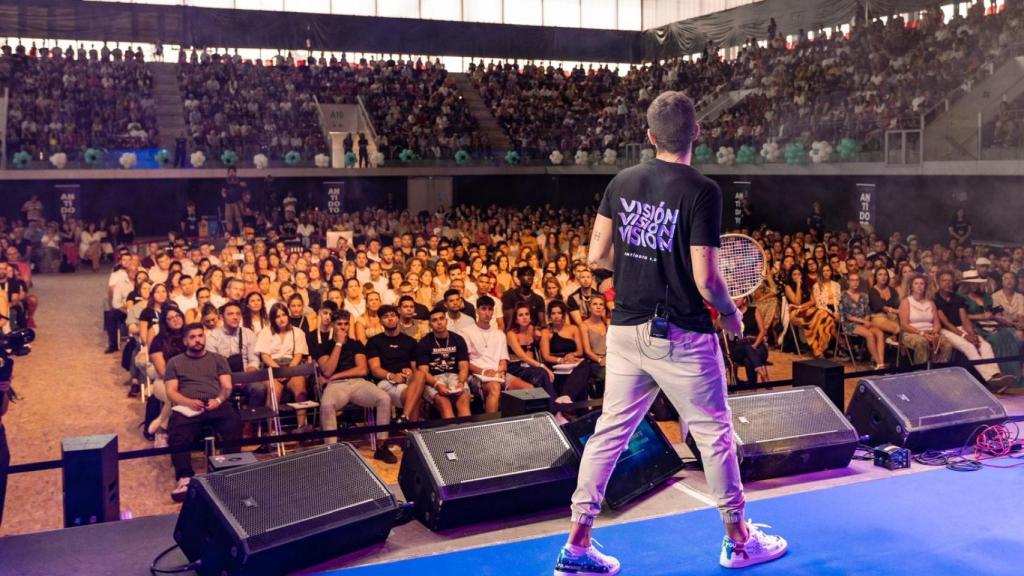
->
[570,322,746,525]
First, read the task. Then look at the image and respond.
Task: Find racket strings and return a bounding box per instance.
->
[719,235,765,298]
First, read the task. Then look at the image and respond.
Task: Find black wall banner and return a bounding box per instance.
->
[732,181,752,230]
[323,181,344,215]
[855,182,877,231]
[55,183,80,222]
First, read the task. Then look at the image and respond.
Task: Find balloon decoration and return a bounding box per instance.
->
[760,141,782,162]
[504,150,521,165]
[284,150,302,166]
[314,153,330,168]
[344,151,357,167]
[12,151,31,169]
[398,148,416,163]
[84,147,103,166]
[190,150,206,168]
[574,150,589,166]
[253,153,269,169]
[715,146,736,166]
[837,138,861,161]
[602,148,618,165]
[640,148,655,162]
[694,143,714,163]
[810,141,834,163]
[154,149,171,167]
[784,142,807,165]
[49,152,68,169]
[454,150,470,165]
[370,151,385,167]
[736,145,757,164]
[119,152,138,169]
[220,150,239,167]
[549,150,564,165]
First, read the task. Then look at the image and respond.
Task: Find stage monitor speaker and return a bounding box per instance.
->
[62,434,119,527]
[398,412,579,531]
[500,388,551,417]
[174,443,398,576]
[686,387,858,481]
[562,411,683,509]
[846,367,1006,452]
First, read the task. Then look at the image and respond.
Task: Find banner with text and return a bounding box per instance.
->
[320,104,360,134]
[323,181,345,215]
[731,181,752,230]
[55,184,81,222]
[855,183,877,230]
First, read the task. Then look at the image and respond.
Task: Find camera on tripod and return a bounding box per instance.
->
[0,329,34,381]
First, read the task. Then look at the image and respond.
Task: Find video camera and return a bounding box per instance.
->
[0,329,34,382]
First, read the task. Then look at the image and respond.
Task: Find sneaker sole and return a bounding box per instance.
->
[554,566,621,576]
[720,542,788,569]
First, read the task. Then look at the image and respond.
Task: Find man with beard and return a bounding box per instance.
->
[501,266,545,328]
[367,305,423,421]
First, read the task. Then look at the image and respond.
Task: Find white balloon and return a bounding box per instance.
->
[716,146,736,166]
[602,148,618,165]
[370,151,385,167]
[253,153,269,170]
[549,150,564,165]
[119,152,138,169]
[574,150,589,166]
[49,152,67,169]
[314,153,330,168]
[190,151,206,168]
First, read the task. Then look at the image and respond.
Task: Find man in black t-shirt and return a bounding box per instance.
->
[366,305,422,421]
[555,92,786,576]
[933,270,1011,390]
[567,267,596,327]
[501,266,545,328]
[414,306,470,419]
[316,310,396,463]
[221,167,246,234]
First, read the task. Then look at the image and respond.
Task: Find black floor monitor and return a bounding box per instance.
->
[562,411,684,509]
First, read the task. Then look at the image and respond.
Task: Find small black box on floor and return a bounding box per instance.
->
[500,388,551,417]
[846,367,1006,452]
[873,444,911,470]
[792,358,845,410]
[62,434,120,528]
[208,451,258,472]
[686,387,858,481]
[175,443,398,576]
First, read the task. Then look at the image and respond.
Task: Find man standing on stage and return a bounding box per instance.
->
[554,92,787,575]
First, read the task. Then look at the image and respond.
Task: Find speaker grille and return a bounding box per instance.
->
[730,387,854,454]
[204,444,393,539]
[418,414,575,486]
[864,367,1003,427]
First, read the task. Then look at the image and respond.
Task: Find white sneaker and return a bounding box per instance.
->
[719,520,788,568]
[171,477,191,503]
[153,431,168,448]
[554,539,620,576]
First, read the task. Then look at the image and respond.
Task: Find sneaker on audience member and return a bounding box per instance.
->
[171,477,191,503]
[373,445,398,464]
[719,520,788,568]
[154,431,168,448]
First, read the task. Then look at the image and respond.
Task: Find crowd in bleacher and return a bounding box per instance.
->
[178,50,481,162]
[2,41,157,159]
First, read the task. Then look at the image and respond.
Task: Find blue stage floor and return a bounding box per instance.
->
[327,463,1024,576]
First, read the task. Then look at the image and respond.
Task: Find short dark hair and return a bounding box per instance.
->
[378,304,398,318]
[516,265,534,278]
[220,301,242,315]
[646,91,697,154]
[398,295,416,306]
[477,295,495,309]
[444,288,461,301]
[320,300,339,313]
[331,309,352,323]
[430,305,447,318]
[182,322,205,337]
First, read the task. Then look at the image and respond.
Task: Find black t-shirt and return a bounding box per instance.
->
[0,278,25,301]
[597,159,720,333]
[181,213,199,237]
[567,287,595,318]
[139,307,160,326]
[934,292,967,328]
[150,330,186,360]
[414,331,469,376]
[366,332,417,374]
[502,288,545,325]
[306,329,333,362]
[317,337,365,377]
[223,179,244,203]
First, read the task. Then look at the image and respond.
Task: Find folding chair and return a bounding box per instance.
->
[833,331,863,369]
[269,363,320,454]
[229,369,280,455]
[780,300,803,355]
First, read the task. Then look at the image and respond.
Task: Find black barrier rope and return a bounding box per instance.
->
[8,353,1024,475]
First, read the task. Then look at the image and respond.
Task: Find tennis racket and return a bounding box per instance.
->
[718,233,766,299]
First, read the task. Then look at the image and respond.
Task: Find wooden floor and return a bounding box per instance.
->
[0,271,1006,537]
